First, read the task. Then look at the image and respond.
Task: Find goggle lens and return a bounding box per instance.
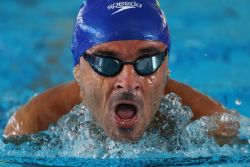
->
[83,50,167,77]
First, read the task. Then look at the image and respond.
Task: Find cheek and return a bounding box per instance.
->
[78,66,104,110]
[78,67,114,124]
[143,66,167,118]
[146,69,166,97]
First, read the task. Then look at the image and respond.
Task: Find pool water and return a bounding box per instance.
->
[0,0,250,166]
[1,94,250,166]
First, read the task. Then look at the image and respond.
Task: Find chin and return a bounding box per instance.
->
[102,119,147,142]
[108,127,144,141]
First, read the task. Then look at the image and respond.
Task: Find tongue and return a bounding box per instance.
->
[116,104,136,120]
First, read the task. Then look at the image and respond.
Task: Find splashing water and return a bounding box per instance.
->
[0,93,250,166]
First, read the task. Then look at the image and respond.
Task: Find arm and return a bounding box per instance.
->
[4,81,81,137]
[3,79,229,137]
[165,78,227,120]
[165,79,241,144]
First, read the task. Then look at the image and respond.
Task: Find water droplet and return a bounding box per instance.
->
[235,99,242,106]
[1,94,250,161]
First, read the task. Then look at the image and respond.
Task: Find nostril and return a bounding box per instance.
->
[115,83,140,91]
[115,83,124,89]
[134,85,140,90]
[117,85,123,89]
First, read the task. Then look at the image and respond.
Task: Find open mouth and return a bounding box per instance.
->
[114,103,139,128]
[115,104,137,119]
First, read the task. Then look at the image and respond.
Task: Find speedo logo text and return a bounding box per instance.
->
[107,2,143,15]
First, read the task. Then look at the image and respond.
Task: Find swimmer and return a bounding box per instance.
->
[3,0,238,142]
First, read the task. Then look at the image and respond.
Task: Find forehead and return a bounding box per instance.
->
[86,40,167,54]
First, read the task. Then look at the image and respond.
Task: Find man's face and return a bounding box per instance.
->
[74,40,169,141]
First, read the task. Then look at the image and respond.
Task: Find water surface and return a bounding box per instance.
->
[0,0,250,166]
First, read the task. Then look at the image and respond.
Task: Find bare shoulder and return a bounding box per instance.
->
[4,81,81,137]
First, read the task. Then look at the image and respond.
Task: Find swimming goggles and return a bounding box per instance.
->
[82,50,167,77]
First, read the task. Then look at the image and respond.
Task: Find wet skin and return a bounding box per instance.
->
[4,40,237,144]
[73,40,169,141]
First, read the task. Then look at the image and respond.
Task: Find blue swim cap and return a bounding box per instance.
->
[71,0,170,66]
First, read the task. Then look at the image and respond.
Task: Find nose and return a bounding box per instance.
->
[114,65,141,91]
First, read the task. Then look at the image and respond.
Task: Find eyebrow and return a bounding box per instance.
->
[91,50,118,57]
[90,47,163,58]
[138,47,163,54]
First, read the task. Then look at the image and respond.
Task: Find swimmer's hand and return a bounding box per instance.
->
[208,112,248,146]
[165,79,228,120]
[165,80,248,146]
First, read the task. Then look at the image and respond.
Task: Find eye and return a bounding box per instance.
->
[136,56,156,71]
[135,53,165,75]
[101,57,120,72]
[92,56,121,76]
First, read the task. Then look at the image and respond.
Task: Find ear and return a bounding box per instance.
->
[167,68,170,79]
[165,54,170,78]
[164,67,170,95]
[73,65,81,83]
[73,64,86,101]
